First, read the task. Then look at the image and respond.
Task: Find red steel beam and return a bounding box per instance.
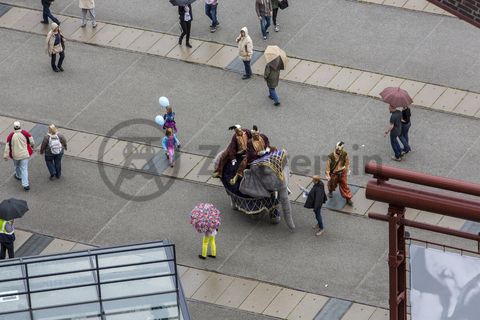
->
[366,180,480,222]
[365,162,480,197]
[369,212,480,242]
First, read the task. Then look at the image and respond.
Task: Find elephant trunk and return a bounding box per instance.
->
[278,186,295,230]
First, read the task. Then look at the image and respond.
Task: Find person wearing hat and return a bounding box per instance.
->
[3,121,35,191]
[325,142,353,205]
[230,125,271,185]
[40,124,67,180]
[212,125,252,178]
[0,219,15,260]
[304,176,328,236]
[46,22,65,72]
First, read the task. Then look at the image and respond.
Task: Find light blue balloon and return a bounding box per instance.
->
[159,96,170,108]
[155,115,165,126]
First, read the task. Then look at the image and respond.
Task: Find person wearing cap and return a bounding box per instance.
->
[325,142,353,206]
[40,124,67,180]
[41,0,60,25]
[3,121,35,191]
[304,176,328,236]
[230,125,271,185]
[46,22,65,72]
[212,125,252,178]
[0,219,15,260]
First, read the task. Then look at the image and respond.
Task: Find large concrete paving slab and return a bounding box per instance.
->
[1,157,147,243]
[187,299,277,320]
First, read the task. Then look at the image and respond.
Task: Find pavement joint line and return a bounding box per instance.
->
[357,0,456,17]
[65,56,143,127]
[1,6,480,120]
[89,178,156,243]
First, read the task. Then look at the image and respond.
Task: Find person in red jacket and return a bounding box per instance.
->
[3,121,35,191]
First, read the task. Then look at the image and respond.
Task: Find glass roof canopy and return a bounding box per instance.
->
[0,240,190,320]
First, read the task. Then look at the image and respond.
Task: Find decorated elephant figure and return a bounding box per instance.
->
[239,149,295,230]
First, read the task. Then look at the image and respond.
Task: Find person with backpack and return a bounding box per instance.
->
[40,124,67,180]
[3,121,35,191]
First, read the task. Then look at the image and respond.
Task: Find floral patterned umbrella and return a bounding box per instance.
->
[190,203,221,233]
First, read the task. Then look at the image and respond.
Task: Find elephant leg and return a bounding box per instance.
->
[278,186,295,230]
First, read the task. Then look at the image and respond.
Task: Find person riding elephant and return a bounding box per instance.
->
[239,149,295,230]
[212,125,252,178]
[230,125,272,185]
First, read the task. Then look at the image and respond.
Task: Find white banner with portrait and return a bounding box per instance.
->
[410,244,480,320]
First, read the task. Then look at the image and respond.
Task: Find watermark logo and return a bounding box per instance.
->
[97,119,179,201]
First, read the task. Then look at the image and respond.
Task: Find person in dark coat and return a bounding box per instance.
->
[304,175,328,236]
[178,4,193,48]
[41,0,60,25]
[264,64,281,106]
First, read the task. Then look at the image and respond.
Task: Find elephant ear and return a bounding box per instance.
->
[239,169,271,198]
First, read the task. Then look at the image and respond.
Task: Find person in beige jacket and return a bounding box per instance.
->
[79,0,96,28]
[3,121,35,191]
[46,22,65,72]
[236,27,253,80]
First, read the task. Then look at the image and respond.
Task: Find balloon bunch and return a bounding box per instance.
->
[155,96,170,126]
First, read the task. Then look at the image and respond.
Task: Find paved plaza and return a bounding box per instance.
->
[0,0,479,319]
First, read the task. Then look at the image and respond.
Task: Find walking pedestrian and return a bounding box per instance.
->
[41,0,60,25]
[272,0,280,32]
[79,0,96,28]
[0,219,15,260]
[384,105,403,161]
[178,4,193,48]
[40,124,67,180]
[162,128,181,167]
[205,0,219,33]
[199,228,217,259]
[3,121,35,191]
[46,22,65,72]
[325,142,353,205]
[255,0,273,41]
[264,63,281,106]
[304,176,328,236]
[399,105,412,155]
[236,27,253,80]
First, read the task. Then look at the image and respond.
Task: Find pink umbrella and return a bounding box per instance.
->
[190,203,221,234]
[379,87,413,108]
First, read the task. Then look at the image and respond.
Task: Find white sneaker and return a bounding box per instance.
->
[315,229,325,236]
[275,25,279,32]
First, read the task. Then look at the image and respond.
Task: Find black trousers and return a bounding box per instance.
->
[0,242,14,259]
[273,8,279,26]
[179,20,191,43]
[51,51,65,69]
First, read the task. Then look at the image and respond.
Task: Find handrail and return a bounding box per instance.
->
[365,161,480,197]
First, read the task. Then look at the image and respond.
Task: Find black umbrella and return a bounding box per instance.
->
[169,0,196,6]
[0,198,29,220]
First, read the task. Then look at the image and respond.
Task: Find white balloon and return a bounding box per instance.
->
[159,96,170,108]
[155,115,165,126]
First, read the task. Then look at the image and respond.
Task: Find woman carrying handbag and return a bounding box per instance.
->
[46,22,65,72]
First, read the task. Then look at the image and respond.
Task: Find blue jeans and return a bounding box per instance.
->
[268,87,280,103]
[42,5,60,24]
[260,16,271,38]
[243,60,252,77]
[205,3,218,27]
[399,122,411,152]
[13,158,29,187]
[314,208,324,230]
[390,134,402,159]
[45,152,63,178]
